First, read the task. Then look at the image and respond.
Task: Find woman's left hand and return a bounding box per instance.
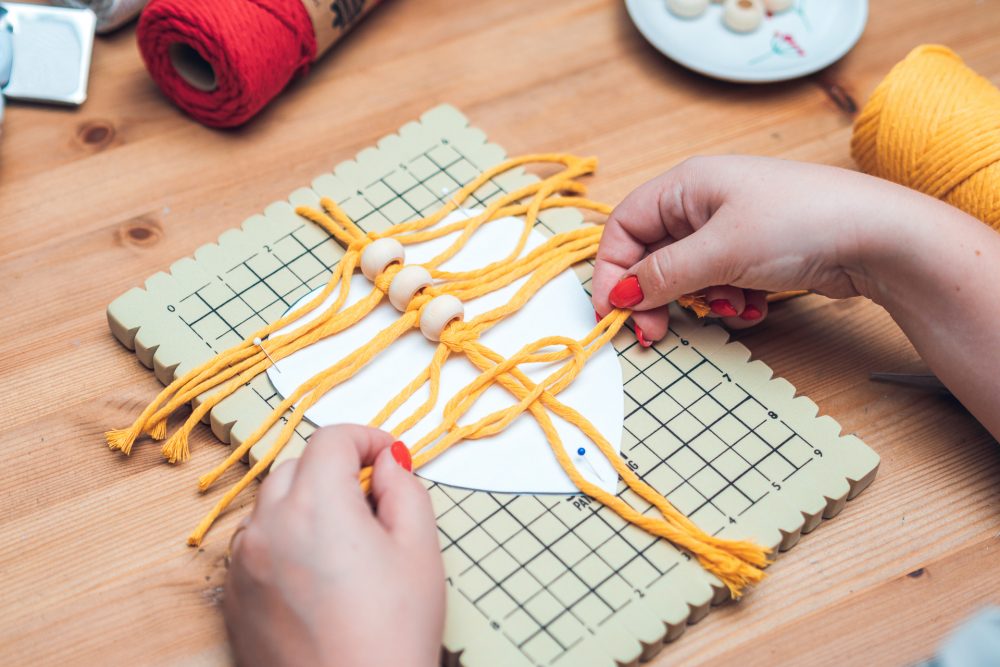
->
[223,425,445,667]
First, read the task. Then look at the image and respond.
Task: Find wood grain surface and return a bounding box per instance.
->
[1,1,998,665]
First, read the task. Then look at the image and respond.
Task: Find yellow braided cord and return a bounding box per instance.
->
[111,154,770,597]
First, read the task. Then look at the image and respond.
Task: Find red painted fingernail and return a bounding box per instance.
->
[609,275,643,308]
[709,299,738,317]
[595,310,602,324]
[635,325,652,348]
[741,305,762,321]
[390,441,412,472]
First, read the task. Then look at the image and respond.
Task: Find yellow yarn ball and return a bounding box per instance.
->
[852,45,1000,230]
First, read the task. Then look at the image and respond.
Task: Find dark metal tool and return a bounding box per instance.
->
[870,372,952,395]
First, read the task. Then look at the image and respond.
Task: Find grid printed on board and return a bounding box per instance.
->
[156,137,833,666]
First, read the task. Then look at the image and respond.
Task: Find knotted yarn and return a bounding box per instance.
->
[107,154,772,598]
[137,0,378,127]
[852,45,1000,229]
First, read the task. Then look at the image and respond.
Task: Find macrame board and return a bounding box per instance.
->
[107,105,880,667]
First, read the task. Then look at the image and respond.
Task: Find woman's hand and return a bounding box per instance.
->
[593,155,1000,439]
[592,155,923,342]
[223,425,445,667]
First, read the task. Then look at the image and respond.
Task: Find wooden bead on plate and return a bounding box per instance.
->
[360,238,405,281]
[667,0,709,18]
[420,295,464,342]
[388,265,433,311]
[764,0,793,11]
[723,0,764,32]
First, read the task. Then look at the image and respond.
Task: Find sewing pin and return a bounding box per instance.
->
[441,185,465,214]
[253,336,281,373]
[575,446,610,485]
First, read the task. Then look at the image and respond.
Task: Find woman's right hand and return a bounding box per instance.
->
[591,155,932,343]
[593,155,1000,440]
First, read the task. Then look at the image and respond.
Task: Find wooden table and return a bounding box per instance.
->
[2,1,998,664]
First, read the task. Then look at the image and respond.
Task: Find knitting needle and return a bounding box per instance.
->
[253,336,281,373]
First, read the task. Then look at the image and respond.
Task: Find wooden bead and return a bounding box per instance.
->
[420,295,464,342]
[764,0,793,11]
[360,238,405,281]
[667,0,709,18]
[388,265,433,311]
[723,0,764,32]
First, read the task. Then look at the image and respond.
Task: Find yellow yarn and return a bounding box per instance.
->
[108,154,770,597]
[852,45,1000,229]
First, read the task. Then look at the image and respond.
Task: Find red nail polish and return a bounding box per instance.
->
[635,325,652,348]
[595,310,602,324]
[609,275,643,308]
[390,441,412,472]
[741,305,762,321]
[710,299,738,317]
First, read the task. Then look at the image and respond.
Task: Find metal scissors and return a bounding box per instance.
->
[870,371,952,395]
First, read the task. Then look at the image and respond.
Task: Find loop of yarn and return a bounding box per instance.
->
[138,0,317,127]
[852,45,1000,230]
[108,154,771,597]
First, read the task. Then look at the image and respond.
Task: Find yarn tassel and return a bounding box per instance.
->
[161,428,191,464]
[105,425,141,455]
[146,419,168,441]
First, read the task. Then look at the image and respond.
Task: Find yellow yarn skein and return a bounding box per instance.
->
[852,45,1000,229]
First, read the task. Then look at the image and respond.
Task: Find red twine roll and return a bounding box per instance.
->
[138,0,317,128]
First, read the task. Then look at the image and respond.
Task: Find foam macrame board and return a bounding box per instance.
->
[107,105,880,667]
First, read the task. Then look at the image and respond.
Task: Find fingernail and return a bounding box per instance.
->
[741,305,762,321]
[710,299,738,317]
[635,325,652,348]
[390,441,412,472]
[595,310,602,324]
[609,275,643,308]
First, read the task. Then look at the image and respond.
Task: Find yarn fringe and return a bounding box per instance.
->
[146,419,168,441]
[105,426,140,455]
[161,430,190,464]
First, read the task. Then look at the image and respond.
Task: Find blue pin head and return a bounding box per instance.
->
[576,447,586,456]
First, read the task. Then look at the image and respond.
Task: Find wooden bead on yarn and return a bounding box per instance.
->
[388,265,433,311]
[852,45,1000,230]
[360,238,405,281]
[419,295,464,342]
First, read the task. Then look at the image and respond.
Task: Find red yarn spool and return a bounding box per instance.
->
[138,0,373,128]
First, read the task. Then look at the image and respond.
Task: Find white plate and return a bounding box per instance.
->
[625,0,868,83]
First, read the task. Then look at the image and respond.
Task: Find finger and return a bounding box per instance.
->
[702,285,745,319]
[722,289,769,330]
[620,220,737,311]
[594,236,675,319]
[593,159,725,313]
[370,446,440,552]
[290,424,394,505]
[227,516,252,562]
[631,305,671,345]
[253,458,299,515]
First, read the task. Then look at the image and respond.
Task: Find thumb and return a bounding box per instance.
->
[370,446,439,552]
[611,223,736,311]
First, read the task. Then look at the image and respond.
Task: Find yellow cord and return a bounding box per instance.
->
[110,154,770,597]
